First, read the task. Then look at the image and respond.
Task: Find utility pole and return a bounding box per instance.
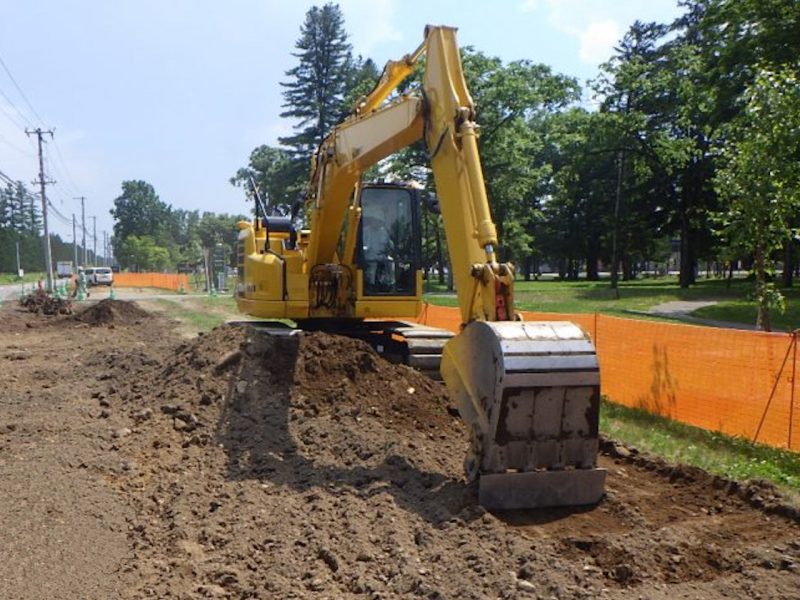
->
[75,196,86,266]
[72,214,78,269]
[15,240,21,276]
[26,127,55,291]
[92,215,97,265]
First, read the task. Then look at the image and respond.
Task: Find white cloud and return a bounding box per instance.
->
[0,104,38,183]
[338,0,402,56]
[519,0,540,12]
[518,0,676,66]
[578,19,622,63]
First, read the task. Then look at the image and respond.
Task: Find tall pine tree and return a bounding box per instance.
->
[279,3,353,164]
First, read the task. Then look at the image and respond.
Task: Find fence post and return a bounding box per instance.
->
[753,332,795,444]
[790,330,797,450]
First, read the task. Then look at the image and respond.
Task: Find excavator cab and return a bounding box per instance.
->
[356,183,420,297]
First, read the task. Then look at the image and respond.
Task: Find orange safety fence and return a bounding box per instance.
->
[112,272,190,292]
[414,303,800,452]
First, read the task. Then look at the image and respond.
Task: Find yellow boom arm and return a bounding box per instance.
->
[303,25,514,325]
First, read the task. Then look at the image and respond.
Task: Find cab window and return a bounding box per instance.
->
[358,186,419,296]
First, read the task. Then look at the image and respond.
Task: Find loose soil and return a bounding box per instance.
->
[1,300,798,599]
[73,298,151,326]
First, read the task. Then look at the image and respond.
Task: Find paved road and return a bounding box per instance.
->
[648,300,718,316]
[0,282,217,303]
[645,299,761,331]
[0,283,22,301]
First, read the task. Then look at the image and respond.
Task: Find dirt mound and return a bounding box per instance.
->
[600,437,800,521]
[73,321,800,599]
[73,299,150,326]
[286,331,454,433]
[20,290,73,315]
[112,325,454,435]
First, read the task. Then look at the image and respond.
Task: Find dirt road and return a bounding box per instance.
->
[1,299,798,599]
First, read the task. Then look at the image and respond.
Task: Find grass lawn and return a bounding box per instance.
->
[0,272,47,285]
[602,400,800,498]
[424,275,800,331]
[152,295,241,333]
[694,297,800,331]
[425,276,754,316]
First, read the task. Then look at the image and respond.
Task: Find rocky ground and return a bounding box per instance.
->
[1,299,799,599]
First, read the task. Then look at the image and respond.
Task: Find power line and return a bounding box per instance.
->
[0,90,30,130]
[0,130,34,157]
[0,53,46,126]
[47,198,71,224]
[0,168,39,196]
[1,130,88,245]
[50,138,82,196]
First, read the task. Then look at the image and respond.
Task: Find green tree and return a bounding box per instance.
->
[461,51,580,267]
[279,3,353,163]
[342,56,380,117]
[115,235,171,272]
[592,20,708,288]
[110,180,171,244]
[230,145,299,215]
[714,65,800,331]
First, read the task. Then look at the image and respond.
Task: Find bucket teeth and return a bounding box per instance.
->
[441,320,605,509]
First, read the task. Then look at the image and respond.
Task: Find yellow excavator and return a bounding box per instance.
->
[235,25,605,510]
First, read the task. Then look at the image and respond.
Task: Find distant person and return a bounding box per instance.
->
[74,268,89,298]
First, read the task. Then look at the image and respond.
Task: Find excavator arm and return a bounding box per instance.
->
[303,26,512,324]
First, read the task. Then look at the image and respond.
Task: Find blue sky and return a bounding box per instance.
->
[0,0,683,245]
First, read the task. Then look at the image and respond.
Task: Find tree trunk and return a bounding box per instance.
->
[622,256,633,281]
[435,224,444,286]
[679,213,695,288]
[586,242,599,281]
[755,244,771,332]
[610,151,623,293]
[782,240,794,288]
[446,256,454,292]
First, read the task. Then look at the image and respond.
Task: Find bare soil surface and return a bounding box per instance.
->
[1,300,799,599]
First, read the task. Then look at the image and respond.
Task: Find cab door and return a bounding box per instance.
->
[357,184,420,297]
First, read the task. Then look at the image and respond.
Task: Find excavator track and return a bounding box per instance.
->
[233,319,455,378]
[294,319,454,377]
[380,323,454,379]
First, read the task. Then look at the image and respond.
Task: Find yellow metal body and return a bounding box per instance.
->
[235,26,606,510]
[236,25,513,325]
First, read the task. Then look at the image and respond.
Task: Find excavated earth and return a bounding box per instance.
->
[1,299,799,599]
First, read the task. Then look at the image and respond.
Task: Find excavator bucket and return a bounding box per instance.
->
[440,320,606,510]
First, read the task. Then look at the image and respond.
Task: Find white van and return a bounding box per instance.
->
[89,267,114,286]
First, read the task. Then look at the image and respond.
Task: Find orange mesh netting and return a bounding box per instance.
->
[113,272,190,292]
[414,303,800,452]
